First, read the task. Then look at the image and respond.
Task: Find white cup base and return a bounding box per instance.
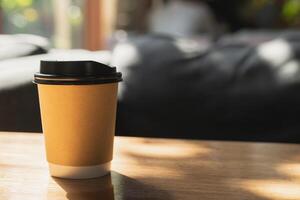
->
[48,162,111,179]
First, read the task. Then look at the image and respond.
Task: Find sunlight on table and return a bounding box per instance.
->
[118,138,211,158]
[239,179,300,200]
[277,163,300,178]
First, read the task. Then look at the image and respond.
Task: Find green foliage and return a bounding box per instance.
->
[282,0,300,21]
[1,0,34,10]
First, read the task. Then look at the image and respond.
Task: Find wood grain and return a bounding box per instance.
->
[1,132,300,199]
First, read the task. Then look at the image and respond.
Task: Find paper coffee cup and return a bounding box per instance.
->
[34,60,122,179]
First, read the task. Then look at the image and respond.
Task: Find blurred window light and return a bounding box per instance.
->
[2,0,17,10]
[1,0,84,48]
[17,0,33,8]
[11,13,27,28]
[68,5,82,26]
[23,8,38,22]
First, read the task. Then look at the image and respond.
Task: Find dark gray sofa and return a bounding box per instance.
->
[1,31,300,143]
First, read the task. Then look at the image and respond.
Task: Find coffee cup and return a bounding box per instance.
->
[34,60,122,179]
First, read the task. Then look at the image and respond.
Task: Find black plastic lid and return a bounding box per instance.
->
[34,60,122,85]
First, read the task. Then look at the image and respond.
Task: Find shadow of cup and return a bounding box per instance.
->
[53,174,114,200]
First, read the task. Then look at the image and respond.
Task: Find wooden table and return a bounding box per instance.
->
[1,132,300,200]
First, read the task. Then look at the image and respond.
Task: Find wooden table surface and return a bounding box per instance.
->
[1,132,300,200]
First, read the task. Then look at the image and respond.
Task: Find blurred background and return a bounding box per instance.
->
[0,0,299,49]
[0,0,300,143]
